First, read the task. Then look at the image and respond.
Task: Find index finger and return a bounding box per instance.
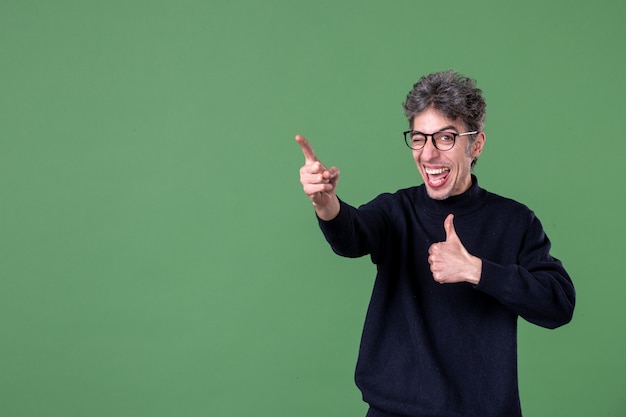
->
[295,134,319,163]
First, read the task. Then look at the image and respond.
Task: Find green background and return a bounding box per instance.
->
[1,0,624,416]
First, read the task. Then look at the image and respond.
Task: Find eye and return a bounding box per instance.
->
[411,134,426,144]
[438,133,454,142]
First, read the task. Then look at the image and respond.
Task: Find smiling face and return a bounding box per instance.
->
[411,107,486,200]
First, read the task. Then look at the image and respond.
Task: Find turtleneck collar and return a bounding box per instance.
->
[419,175,487,217]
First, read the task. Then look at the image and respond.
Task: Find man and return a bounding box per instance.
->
[295,70,575,417]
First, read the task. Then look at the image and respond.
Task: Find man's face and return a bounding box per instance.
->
[411,107,485,200]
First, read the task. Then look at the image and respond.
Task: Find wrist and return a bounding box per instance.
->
[467,256,483,285]
[315,198,340,221]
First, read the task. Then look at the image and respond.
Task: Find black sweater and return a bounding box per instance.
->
[318,177,575,417]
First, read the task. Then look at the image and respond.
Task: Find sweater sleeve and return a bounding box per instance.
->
[317,198,388,263]
[475,213,576,329]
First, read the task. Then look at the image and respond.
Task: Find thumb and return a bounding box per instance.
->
[444,214,458,241]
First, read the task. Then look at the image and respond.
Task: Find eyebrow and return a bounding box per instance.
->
[411,125,459,133]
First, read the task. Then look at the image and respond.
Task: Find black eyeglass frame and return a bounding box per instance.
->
[403,130,478,151]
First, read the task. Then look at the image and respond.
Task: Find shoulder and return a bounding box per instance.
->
[482,188,533,213]
[360,185,422,209]
[479,187,541,228]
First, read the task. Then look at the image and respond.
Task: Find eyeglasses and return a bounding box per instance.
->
[403,130,478,151]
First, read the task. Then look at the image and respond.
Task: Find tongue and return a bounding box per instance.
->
[428,171,449,187]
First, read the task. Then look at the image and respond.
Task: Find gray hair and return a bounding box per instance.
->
[402,70,486,133]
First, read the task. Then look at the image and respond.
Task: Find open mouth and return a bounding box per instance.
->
[424,167,450,188]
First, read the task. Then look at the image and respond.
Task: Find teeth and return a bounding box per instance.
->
[425,167,449,175]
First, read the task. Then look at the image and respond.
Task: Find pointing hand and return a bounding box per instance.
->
[296,135,340,220]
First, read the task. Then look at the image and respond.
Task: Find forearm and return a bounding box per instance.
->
[317,199,374,259]
[476,260,576,329]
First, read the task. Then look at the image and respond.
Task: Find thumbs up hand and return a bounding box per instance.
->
[428,214,482,285]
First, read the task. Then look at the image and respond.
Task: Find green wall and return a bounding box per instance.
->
[1,0,624,416]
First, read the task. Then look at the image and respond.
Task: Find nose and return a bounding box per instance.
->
[419,137,440,161]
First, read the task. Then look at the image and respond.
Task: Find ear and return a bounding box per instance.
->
[471,132,486,159]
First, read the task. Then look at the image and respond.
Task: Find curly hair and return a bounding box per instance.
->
[402,70,486,133]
